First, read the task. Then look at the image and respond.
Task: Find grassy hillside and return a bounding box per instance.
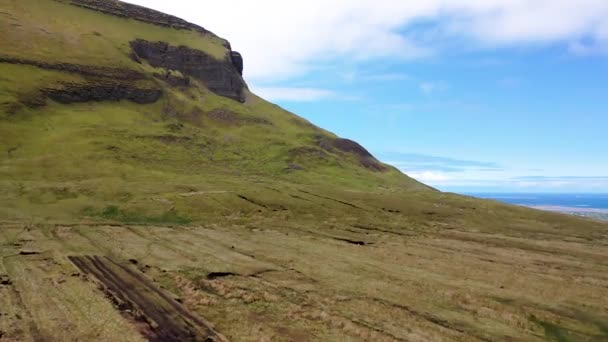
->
[1,1,608,341]
[1,0,428,223]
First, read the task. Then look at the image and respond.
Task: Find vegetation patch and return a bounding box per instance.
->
[84,205,192,225]
[206,109,272,126]
[529,315,573,342]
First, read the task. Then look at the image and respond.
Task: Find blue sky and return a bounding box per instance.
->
[128,0,608,193]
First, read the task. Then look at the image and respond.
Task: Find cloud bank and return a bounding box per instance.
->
[126,0,608,81]
[381,153,608,192]
[252,87,335,102]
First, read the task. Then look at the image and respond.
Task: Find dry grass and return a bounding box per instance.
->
[1,211,606,341]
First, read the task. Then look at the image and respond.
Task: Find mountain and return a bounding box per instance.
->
[1,1,607,341]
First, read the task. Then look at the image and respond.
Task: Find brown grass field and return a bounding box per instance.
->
[1,195,607,341]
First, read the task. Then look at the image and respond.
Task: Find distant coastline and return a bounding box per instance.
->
[466,193,608,221]
[525,205,608,221]
[526,205,608,214]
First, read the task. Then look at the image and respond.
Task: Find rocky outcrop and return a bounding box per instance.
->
[0,56,145,80]
[0,56,162,105]
[318,137,388,172]
[130,39,247,102]
[230,52,244,75]
[331,138,375,159]
[43,82,162,104]
[153,72,191,87]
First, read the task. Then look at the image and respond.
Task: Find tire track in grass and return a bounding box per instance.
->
[70,255,227,342]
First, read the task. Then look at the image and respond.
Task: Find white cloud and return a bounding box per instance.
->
[403,168,608,192]
[124,0,608,82]
[365,73,413,82]
[408,171,450,182]
[342,71,412,83]
[252,87,335,102]
[376,152,608,191]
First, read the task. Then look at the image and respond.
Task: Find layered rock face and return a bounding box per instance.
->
[131,39,247,102]
[230,52,244,75]
[0,57,162,106]
[0,56,145,80]
[59,0,248,102]
[44,82,162,104]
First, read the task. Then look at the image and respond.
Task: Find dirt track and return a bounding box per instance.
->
[69,255,226,342]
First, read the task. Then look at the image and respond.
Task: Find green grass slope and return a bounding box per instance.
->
[1,1,608,341]
[1,0,429,222]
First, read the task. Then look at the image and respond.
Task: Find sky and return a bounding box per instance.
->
[126,0,608,193]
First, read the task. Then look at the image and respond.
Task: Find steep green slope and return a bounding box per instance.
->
[1,1,607,341]
[0,0,429,222]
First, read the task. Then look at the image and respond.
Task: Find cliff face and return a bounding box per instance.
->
[63,0,248,102]
[1,1,248,104]
[130,39,247,102]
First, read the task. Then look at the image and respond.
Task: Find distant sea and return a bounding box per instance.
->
[465,193,608,221]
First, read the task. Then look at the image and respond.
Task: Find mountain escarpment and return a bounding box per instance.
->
[1,1,608,342]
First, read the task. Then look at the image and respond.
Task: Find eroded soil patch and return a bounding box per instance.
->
[69,255,226,342]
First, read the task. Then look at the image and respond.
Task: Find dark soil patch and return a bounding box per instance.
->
[0,274,11,285]
[236,194,287,211]
[284,163,304,172]
[18,251,40,255]
[91,205,192,225]
[137,134,193,145]
[332,238,366,246]
[206,272,237,280]
[351,224,411,237]
[298,190,366,210]
[69,255,227,342]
